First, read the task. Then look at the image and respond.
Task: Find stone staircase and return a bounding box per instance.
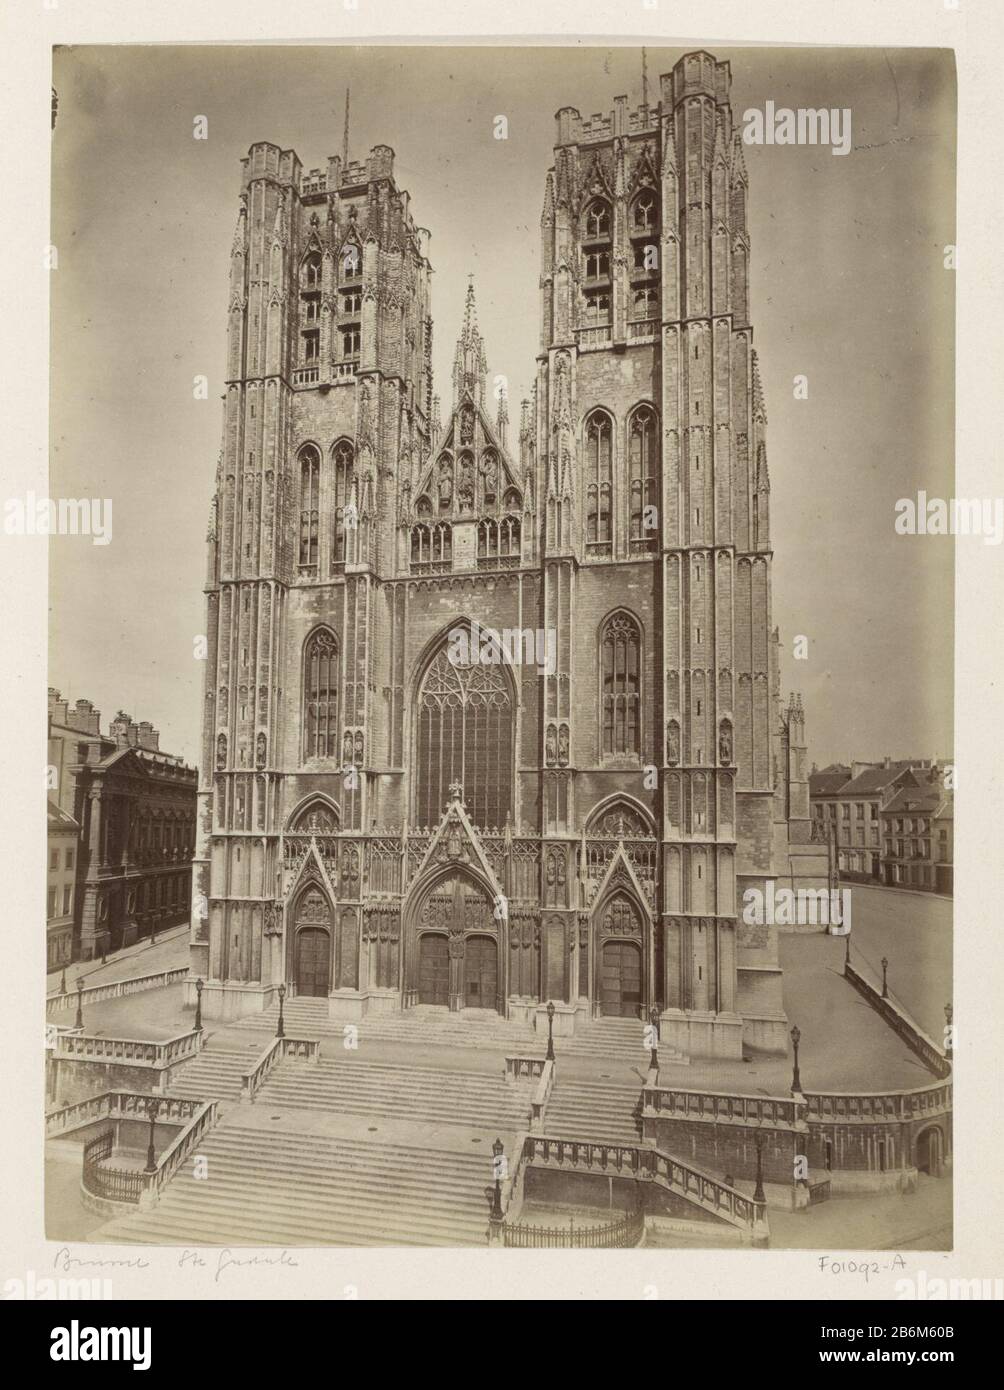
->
[164,1045,257,1102]
[228,998,540,1051]
[542,1077,644,1146]
[96,1122,493,1247]
[256,1055,534,1130]
[554,1016,688,1067]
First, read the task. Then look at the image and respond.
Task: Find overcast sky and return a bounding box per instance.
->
[49,43,955,768]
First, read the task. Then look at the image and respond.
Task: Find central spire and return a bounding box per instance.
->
[452,275,488,407]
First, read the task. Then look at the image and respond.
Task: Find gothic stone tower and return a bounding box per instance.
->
[190,141,434,1020]
[190,53,796,1057]
[536,50,791,1057]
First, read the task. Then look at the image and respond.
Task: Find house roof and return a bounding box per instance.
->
[809,766,851,796]
[47,799,79,831]
[881,786,942,816]
[838,764,918,796]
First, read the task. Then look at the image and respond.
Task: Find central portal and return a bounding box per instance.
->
[407,871,502,1013]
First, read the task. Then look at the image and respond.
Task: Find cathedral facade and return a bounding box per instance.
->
[189,50,821,1058]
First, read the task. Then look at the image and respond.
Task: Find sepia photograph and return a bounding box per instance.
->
[38,38,959,1262]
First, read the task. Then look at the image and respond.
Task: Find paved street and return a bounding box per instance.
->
[839,883,952,1042]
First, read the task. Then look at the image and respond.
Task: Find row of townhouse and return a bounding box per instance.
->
[809,758,953,895]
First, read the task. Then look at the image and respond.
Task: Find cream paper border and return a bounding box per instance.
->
[1,0,999,1302]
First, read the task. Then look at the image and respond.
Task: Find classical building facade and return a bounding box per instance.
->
[190,51,825,1057]
[47,690,197,960]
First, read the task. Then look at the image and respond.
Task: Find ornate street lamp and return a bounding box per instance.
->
[74,976,84,1031]
[649,1006,660,1071]
[753,1132,766,1205]
[881,956,889,999]
[490,1137,505,1223]
[790,1024,802,1096]
[545,1000,555,1062]
[276,983,286,1039]
[144,1096,161,1174]
[194,977,204,1033]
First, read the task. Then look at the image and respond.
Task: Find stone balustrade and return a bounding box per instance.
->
[242,1037,320,1101]
[53,1028,203,1068]
[45,968,188,1016]
[641,1086,804,1129]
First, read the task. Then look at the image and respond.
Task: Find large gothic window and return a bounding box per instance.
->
[298,445,320,570]
[628,405,657,544]
[303,628,339,760]
[415,642,514,829]
[332,439,354,567]
[585,410,613,547]
[600,612,642,757]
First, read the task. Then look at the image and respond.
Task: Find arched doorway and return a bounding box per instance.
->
[405,870,502,1013]
[600,939,642,1017]
[293,886,332,997]
[418,933,449,1005]
[595,891,646,1018]
[464,935,498,1010]
[916,1125,944,1177]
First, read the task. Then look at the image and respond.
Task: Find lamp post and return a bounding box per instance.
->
[649,1006,660,1071]
[144,1097,160,1174]
[790,1024,802,1096]
[490,1137,505,1223]
[753,1132,766,1204]
[74,976,84,1031]
[545,1000,555,1062]
[194,977,204,1033]
[881,956,889,999]
[843,932,851,970]
[276,983,286,1039]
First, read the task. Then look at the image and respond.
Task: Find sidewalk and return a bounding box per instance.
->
[46,925,189,995]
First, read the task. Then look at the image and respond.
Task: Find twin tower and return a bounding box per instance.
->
[188,51,826,1057]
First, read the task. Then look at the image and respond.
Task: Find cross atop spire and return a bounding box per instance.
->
[453,276,488,407]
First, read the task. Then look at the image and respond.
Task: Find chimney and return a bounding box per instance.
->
[883,755,891,769]
[110,711,132,748]
[48,688,69,725]
[68,698,101,736]
[127,721,140,748]
[137,720,160,752]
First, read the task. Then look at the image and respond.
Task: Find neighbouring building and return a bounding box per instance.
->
[47,690,198,960]
[810,757,952,892]
[881,779,953,894]
[189,50,828,1058]
[46,800,78,971]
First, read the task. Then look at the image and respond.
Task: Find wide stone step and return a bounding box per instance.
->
[97,1127,492,1246]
